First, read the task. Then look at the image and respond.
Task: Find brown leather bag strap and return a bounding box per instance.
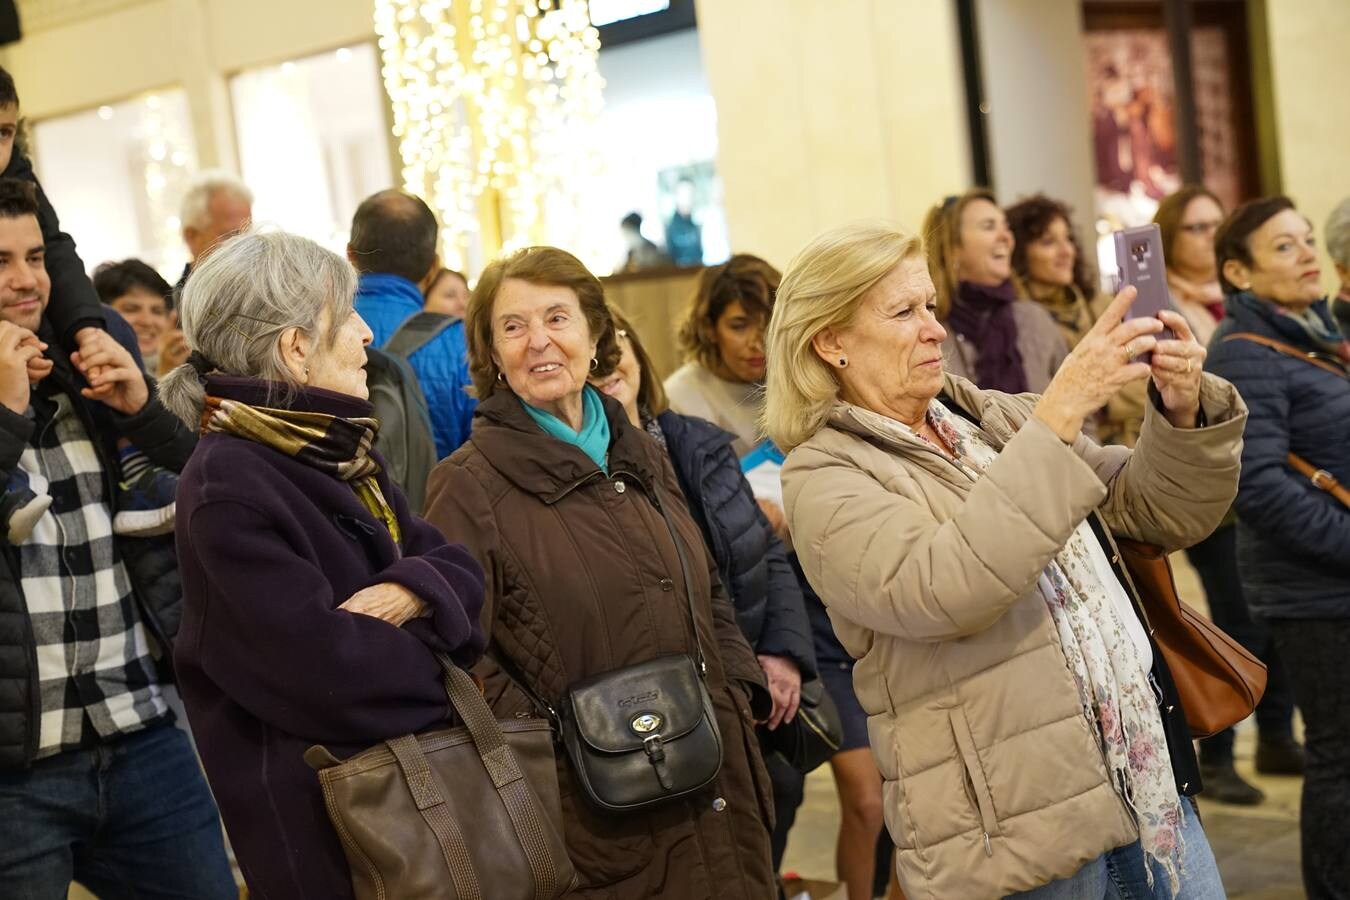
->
[438,657,560,899]
[1222,333,1350,508]
[386,733,482,900]
[1286,452,1350,508]
[1222,332,1350,378]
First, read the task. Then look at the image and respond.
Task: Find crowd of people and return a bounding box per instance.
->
[0,57,1347,900]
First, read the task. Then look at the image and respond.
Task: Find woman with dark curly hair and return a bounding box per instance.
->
[1006,194,1145,446]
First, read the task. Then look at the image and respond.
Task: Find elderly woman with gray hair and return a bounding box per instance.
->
[765,222,1247,899]
[159,230,486,900]
[1328,196,1350,337]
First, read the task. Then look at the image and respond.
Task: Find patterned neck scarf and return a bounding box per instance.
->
[200,395,402,545]
[854,399,1186,895]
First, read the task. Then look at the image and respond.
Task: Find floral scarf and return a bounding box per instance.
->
[857,399,1186,894]
[200,395,402,545]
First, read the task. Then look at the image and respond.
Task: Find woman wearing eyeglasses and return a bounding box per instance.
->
[1153,186,1227,348]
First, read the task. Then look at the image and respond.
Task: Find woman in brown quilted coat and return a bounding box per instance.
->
[423,246,776,899]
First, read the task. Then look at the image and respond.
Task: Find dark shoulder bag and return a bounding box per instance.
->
[762,677,843,774]
[505,486,725,814]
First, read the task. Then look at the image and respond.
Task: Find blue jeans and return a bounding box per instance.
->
[1007,799,1226,899]
[0,721,236,899]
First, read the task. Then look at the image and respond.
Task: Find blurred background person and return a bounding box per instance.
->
[349,189,475,458]
[1154,185,1227,347]
[619,211,671,272]
[665,254,776,457]
[923,189,1068,394]
[93,258,188,378]
[591,305,816,878]
[423,266,470,319]
[175,170,253,303]
[1327,196,1350,337]
[1007,193,1145,446]
[424,246,777,899]
[1206,196,1350,899]
[767,220,1242,899]
[667,178,704,267]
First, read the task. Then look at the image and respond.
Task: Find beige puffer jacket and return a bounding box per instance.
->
[781,373,1245,899]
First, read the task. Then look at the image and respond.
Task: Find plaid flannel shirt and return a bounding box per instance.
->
[18,386,167,759]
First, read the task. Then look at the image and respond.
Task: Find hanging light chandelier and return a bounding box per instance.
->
[374,0,606,274]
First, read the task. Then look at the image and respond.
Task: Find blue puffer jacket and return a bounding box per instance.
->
[355,272,476,459]
[1206,292,1350,621]
[656,410,816,677]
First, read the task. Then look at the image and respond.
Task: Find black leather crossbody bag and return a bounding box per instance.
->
[500,485,724,814]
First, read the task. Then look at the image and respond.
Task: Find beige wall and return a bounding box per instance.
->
[694,0,971,270]
[1264,0,1350,294]
[1,0,378,170]
[976,0,1096,222]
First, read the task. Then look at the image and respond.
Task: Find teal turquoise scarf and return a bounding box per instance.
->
[521,385,611,473]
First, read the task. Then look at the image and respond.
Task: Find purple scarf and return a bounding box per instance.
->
[947,280,1028,393]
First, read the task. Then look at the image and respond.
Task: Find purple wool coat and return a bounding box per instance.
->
[173,377,486,900]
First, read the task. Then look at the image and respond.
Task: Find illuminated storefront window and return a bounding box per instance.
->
[230,43,394,253]
[32,90,197,280]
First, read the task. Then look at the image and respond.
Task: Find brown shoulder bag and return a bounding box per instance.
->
[304,654,577,900]
[1114,538,1267,739]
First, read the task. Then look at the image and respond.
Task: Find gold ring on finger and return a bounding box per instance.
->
[1186,358,1193,374]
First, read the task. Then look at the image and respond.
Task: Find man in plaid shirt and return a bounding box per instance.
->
[0,179,234,895]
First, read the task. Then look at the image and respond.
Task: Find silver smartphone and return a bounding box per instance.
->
[1113,223,1175,360]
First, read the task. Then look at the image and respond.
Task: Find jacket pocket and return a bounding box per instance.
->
[948,706,1001,845]
[558,766,655,887]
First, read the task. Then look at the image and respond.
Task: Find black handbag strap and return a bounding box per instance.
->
[649,485,709,676]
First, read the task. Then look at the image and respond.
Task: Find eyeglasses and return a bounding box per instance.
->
[1181,221,1222,235]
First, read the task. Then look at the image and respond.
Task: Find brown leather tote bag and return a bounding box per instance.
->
[1115,538,1268,739]
[304,655,577,900]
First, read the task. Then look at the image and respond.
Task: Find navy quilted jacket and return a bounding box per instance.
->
[1205,293,1350,621]
[657,411,816,678]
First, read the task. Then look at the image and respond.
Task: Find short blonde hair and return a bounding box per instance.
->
[763,222,925,451]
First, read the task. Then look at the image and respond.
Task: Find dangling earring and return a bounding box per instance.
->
[838,357,848,368]
[590,357,599,371]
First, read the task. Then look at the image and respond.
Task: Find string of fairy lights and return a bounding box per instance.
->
[374,0,606,274]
